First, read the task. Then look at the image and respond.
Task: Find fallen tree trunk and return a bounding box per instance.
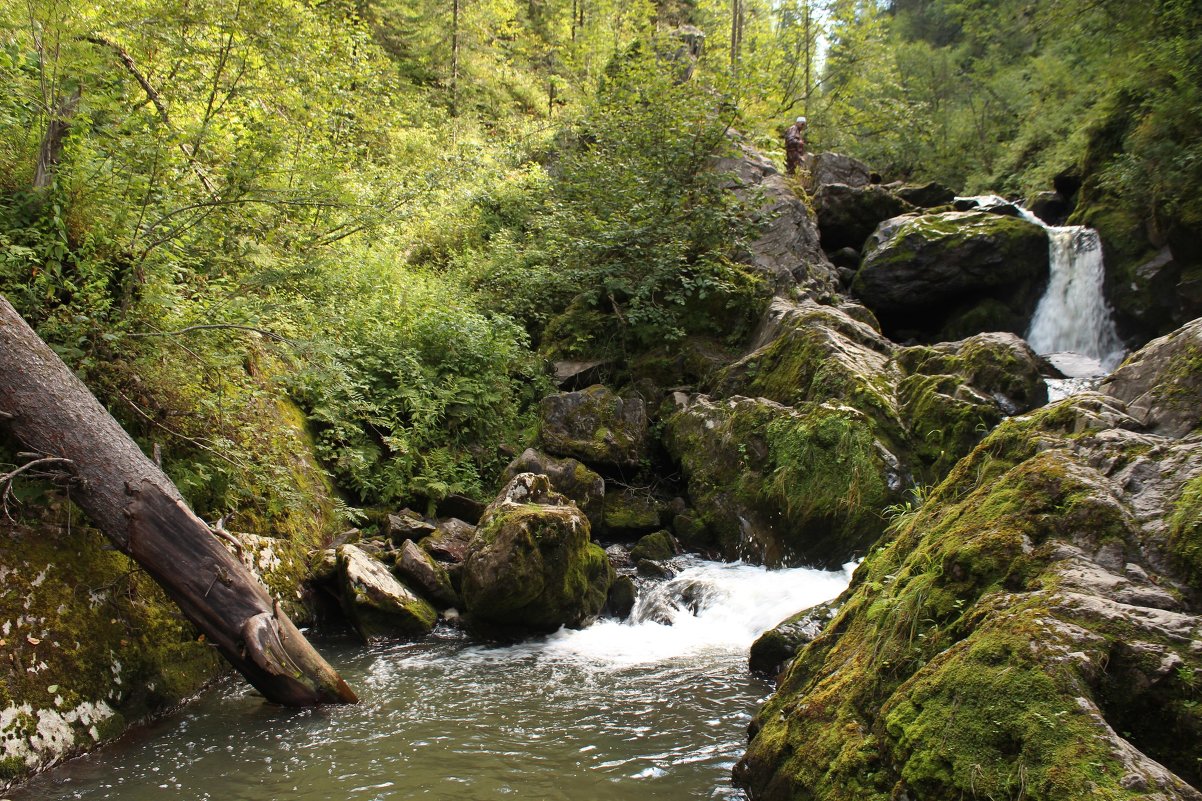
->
[0,295,356,706]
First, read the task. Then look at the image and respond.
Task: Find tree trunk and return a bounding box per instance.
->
[0,295,357,707]
[33,89,81,190]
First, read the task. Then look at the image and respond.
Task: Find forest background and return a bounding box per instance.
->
[1,0,1199,535]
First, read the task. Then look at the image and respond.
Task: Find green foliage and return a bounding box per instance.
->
[461,47,765,357]
[285,261,548,506]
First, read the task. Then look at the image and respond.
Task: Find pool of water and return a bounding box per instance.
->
[11,559,852,801]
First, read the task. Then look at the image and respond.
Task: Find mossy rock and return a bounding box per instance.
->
[629,530,678,562]
[337,544,438,641]
[0,514,221,788]
[735,344,1202,801]
[665,395,898,568]
[538,384,649,469]
[501,447,605,530]
[1101,316,1202,438]
[462,475,614,638]
[602,489,665,537]
[852,210,1049,343]
[711,300,902,443]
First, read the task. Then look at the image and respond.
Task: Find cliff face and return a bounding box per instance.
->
[735,318,1202,801]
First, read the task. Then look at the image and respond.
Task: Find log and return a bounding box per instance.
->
[0,295,356,705]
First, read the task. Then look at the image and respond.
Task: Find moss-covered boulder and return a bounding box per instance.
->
[815,183,917,252]
[664,395,898,568]
[711,299,902,439]
[629,530,679,562]
[895,332,1048,481]
[461,474,613,638]
[337,545,438,642]
[539,385,649,470]
[735,321,1202,801]
[0,517,221,790]
[894,181,955,209]
[853,210,1050,343]
[1101,316,1202,438]
[601,488,665,538]
[501,447,605,529]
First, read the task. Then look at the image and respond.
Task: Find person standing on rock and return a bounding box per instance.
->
[784,116,807,176]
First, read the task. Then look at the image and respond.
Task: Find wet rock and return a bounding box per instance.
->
[382,509,436,544]
[461,474,613,638]
[338,545,437,642]
[605,575,638,619]
[500,447,605,529]
[1101,317,1202,438]
[629,530,679,562]
[637,559,675,579]
[853,210,1050,342]
[394,540,459,609]
[539,384,649,469]
[748,601,838,676]
[1027,190,1069,225]
[815,183,916,252]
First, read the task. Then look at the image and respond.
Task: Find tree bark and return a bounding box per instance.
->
[0,295,357,706]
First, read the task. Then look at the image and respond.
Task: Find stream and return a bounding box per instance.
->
[10,558,853,801]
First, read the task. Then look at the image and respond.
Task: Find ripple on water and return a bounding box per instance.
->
[10,558,852,801]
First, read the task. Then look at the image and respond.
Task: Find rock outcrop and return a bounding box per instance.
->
[714,140,838,295]
[815,183,916,253]
[853,210,1050,342]
[736,319,1202,801]
[539,385,649,470]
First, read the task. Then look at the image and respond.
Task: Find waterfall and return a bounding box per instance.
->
[1026,226,1125,368]
[957,195,1125,369]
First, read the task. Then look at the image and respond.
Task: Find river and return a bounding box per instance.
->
[10,559,852,801]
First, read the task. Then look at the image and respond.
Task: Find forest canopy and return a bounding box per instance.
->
[2,0,1198,522]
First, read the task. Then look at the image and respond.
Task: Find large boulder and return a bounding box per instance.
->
[815,183,917,252]
[664,395,899,568]
[337,544,438,642]
[735,320,1202,801]
[894,181,955,209]
[895,332,1049,481]
[461,474,613,638]
[1101,317,1202,438]
[853,210,1050,342]
[806,152,872,189]
[500,447,605,529]
[539,384,649,470]
[713,139,838,294]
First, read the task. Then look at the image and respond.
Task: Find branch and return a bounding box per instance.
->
[124,324,290,343]
[0,456,75,520]
[82,34,219,198]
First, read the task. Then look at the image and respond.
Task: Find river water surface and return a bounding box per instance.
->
[12,559,852,801]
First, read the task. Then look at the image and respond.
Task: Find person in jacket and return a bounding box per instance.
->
[784,116,807,176]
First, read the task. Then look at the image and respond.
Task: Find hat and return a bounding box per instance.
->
[796,116,807,125]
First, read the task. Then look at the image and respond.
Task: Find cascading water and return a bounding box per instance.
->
[959,196,1126,398]
[1026,225,1125,369]
[11,557,853,801]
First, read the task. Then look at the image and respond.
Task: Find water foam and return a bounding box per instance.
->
[535,558,854,667]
